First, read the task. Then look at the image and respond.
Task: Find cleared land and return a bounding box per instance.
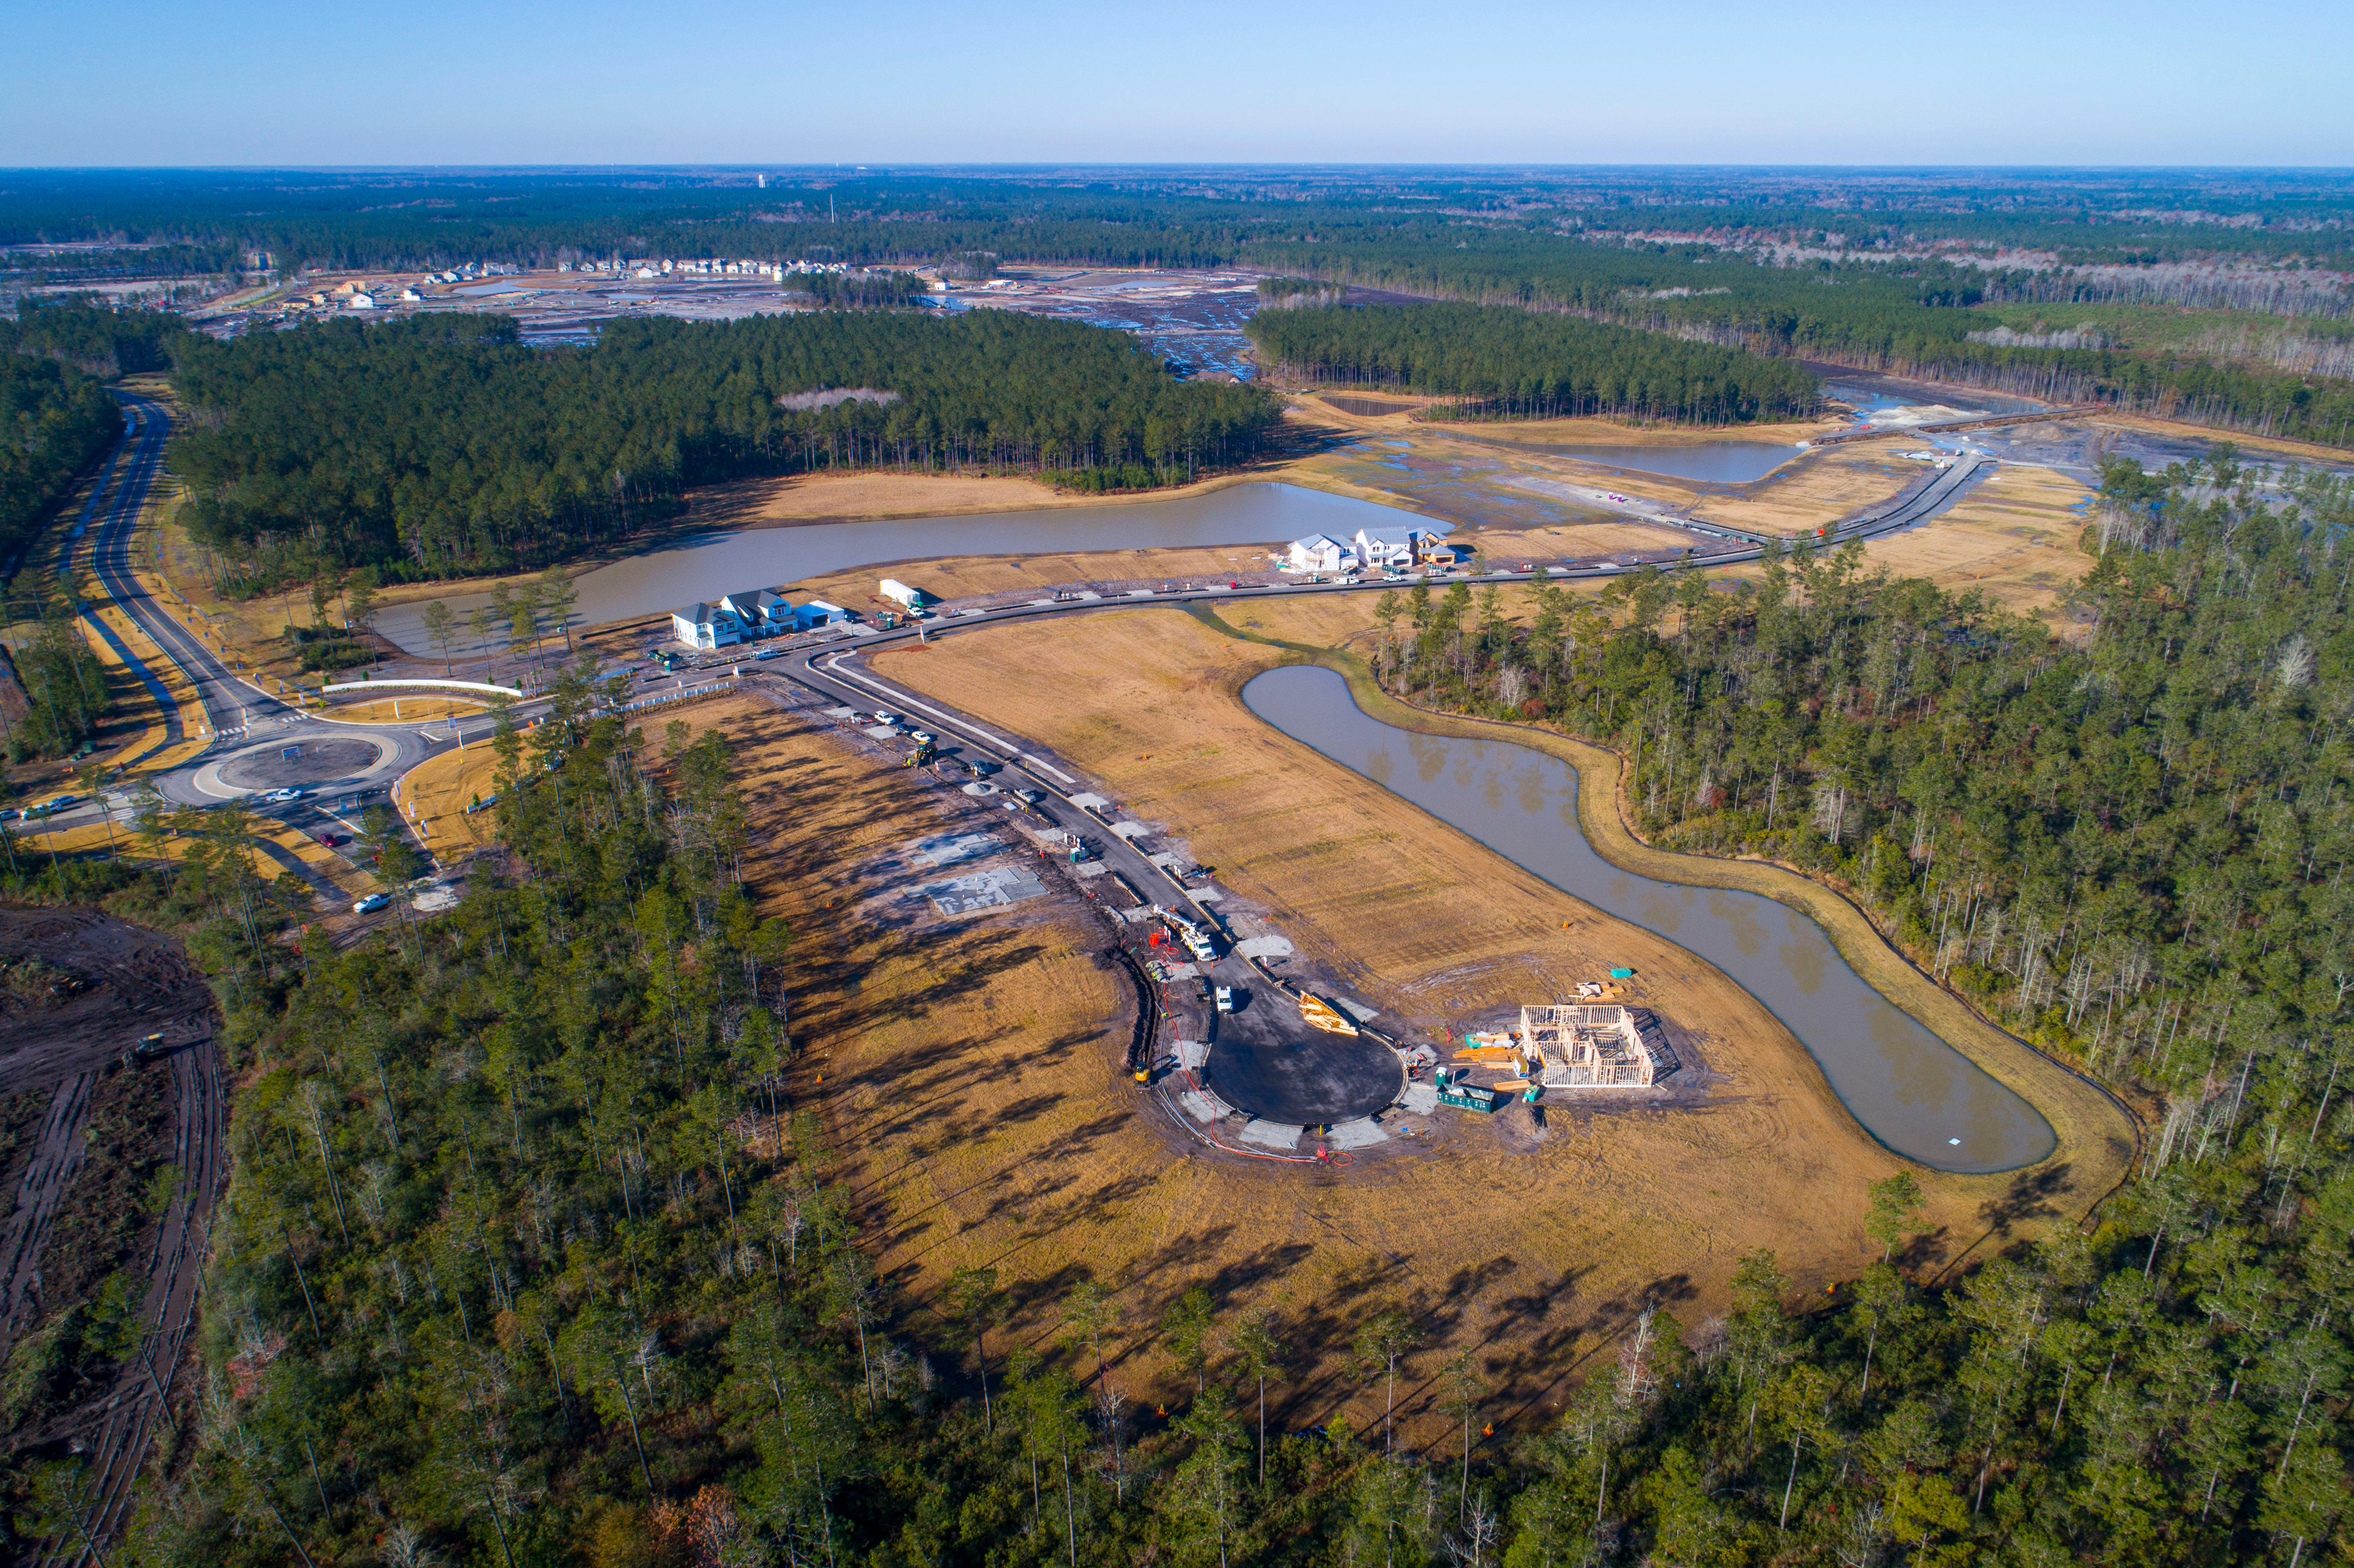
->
[830,600,2132,1437]
[789,543,1298,613]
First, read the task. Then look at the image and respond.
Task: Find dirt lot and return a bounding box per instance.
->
[787,543,1298,612]
[0,906,218,1447]
[802,601,2126,1439]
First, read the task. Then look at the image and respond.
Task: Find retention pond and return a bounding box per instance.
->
[1241,664,2056,1173]
[380,482,1431,657]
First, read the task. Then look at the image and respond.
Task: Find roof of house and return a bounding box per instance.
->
[1356,525,1431,544]
[722,588,787,616]
[804,598,846,614]
[1290,533,1348,552]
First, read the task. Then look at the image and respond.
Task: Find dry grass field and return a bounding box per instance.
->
[1450,521,1711,561]
[1849,462,2096,616]
[321,694,488,725]
[1688,441,1930,537]
[811,601,2134,1439]
[391,742,504,861]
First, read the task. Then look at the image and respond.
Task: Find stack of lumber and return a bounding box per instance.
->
[1298,994,1360,1036]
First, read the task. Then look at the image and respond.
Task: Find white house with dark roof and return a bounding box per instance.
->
[1354,525,1441,570]
[720,588,794,637]
[1284,534,1352,573]
[670,602,744,649]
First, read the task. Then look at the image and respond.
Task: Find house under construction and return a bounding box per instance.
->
[1518,1004,1680,1089]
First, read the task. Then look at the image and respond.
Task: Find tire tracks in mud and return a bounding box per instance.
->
[0,907,224,1566]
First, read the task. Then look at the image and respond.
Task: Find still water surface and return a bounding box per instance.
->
[1241,664,2056,1172]
[379,483,1435,656]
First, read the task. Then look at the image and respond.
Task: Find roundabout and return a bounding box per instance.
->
[191,734,396,800]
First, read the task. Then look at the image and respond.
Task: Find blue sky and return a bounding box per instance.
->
[5,0,2349,167]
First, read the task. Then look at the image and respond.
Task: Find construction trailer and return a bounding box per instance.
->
[1517,1003,1680,1088]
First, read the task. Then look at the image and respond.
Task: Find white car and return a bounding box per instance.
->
[1215,986,1234,1013]
[266,787,306,803]
[353,893,390,915]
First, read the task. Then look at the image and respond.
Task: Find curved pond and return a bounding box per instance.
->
[379,482,1437,658]
[1241,664,2055,1172]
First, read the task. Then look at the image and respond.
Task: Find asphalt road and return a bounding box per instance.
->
[769,646,1409,1127]
[23,394,465,903]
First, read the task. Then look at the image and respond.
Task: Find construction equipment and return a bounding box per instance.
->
[904,738,936,767]
[1298,994,1358,1036]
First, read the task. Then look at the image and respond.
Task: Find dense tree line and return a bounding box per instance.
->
[165,310,1280,590]
[2,598,114,764]
[778,270,926,308]
[1250,231,2354,447]
[0,351,119,576]
[11,171,2349,442]
[1,299,187,379]
[1246,302,1823,424]
[1380,451,2354,1080]
[0,171,1280,280]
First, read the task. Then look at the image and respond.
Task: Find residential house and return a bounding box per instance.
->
[670,602,744,649]
[1354,525,1441,570]
[1284,535,1352,573]
[720,588,794,638]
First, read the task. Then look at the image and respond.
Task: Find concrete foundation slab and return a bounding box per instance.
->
[1327,1117,1388,1150]
[1240,1121,1303,1150]
[917,865,1050,916]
